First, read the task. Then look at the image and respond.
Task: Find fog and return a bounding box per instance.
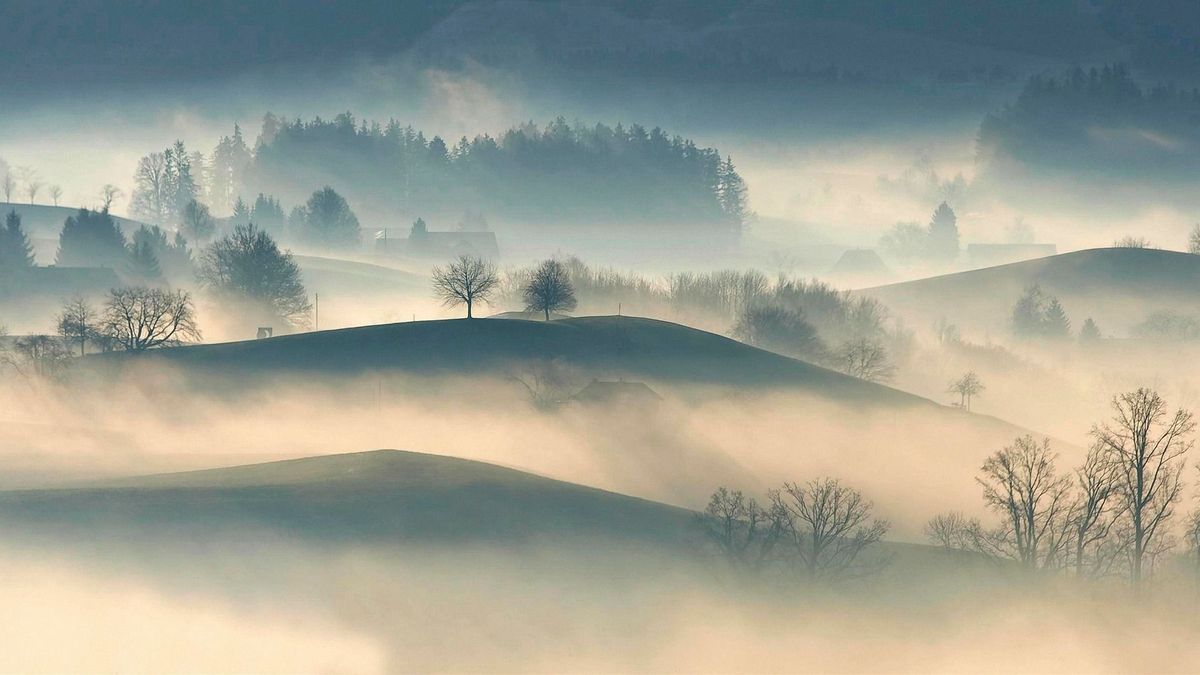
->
[8,3,1200,671]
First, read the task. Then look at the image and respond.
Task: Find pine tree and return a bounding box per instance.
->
[126,239,162,282]
[926,202,960,264]
[1011,284,1048,337]
[232,196,250,225]
[717,155,749,235]
[56,208,127,268]
[1080,317,1101,342]
[1043,298,1071,338]
[0,209,35,270]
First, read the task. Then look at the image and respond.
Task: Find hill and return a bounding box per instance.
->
[293,254,426,296]
[0,203,147,236]
[89,315,927,405]
[0,448,984,583]
[0,449,695,546]
[859,247,1200,336]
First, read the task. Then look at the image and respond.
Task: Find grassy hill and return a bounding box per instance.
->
[860,247,1200,336]
[0,449,695,546]
[293,255,426,295]
[0,202,146,235]
[90,315,927,406]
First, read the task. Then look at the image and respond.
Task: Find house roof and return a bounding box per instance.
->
[572,379,661,404]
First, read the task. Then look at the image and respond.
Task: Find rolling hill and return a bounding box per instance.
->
[860,247,1200,337]
[89,315,927,405]
[0,449,695,546]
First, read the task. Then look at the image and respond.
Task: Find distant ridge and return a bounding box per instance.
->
[860,247,1200,334]
[0,449,694,545]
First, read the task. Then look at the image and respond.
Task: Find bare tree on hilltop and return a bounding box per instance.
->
[432,255,499,319]
[101,287,201,351]
[522,259,577,320]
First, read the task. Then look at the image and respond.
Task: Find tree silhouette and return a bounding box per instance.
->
[56,208,127,268]
[432,255,499,319]
[198,224,312,329]
[522,259,577,320]
[1091,388,1194,585]
[101,287,201,351]
[0,209,35,270]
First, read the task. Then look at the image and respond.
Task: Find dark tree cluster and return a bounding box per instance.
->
[698,479,890,585]
[1011,283,1071,339]
[978,64,1200,176]
[879,202,960,266]
[928,388,1195,587]
[250,114,748,232]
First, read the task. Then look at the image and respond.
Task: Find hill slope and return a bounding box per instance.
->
[0,449,694,545]
[860,247,1200,336]
[91,315,927,406]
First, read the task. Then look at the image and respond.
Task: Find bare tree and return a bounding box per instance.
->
[432,255,499,319]
[509,359,574,409]
[101,287,201,351]
[1188,224,1200,255]
[181,199,215,243]
[1069,443,1123,578]
[101,184,123,211]
[837,337,894,382]
[974,435,1073,572]
[1185,509,1200,584]
[48,185,62,207]
[1092,388,1194,585]
[949,371,985,410]
[772,478,890,581]
[56,296,99,357]
[522,258,577,320]
[925,511,974,550]
[698,487,787,577]
[0,171,13,202]
[12,335,69,377]
[25,177,41,205]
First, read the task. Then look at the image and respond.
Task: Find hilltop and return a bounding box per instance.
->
[90,315,924,406]
[860,247,1200,335]
[0,449,694,546]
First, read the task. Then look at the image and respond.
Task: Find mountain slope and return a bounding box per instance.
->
[0,449,694,545]
[860,247,1200,335]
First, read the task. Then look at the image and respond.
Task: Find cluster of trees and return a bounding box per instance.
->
[494,256,905,383]
[698,478,889,584]
[50,208,192,284]
[432,255,577,321]
[14,288,204,370]
[0,158,62,207]
[1011,283,1100,341]
[928,388,1197,585]
[978,64,1200,175]
[199,113,748,232]
[879,202,961,267]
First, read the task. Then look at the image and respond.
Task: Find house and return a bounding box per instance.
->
[571,379,662,406]
[374,218,500,259]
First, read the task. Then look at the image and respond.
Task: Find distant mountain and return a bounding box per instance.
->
[861,247,1200,336]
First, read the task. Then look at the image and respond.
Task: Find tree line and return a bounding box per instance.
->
[132,113,749,235]
[928,388,1197,587]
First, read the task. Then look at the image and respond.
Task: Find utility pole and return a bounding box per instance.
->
[314,293,320,332]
